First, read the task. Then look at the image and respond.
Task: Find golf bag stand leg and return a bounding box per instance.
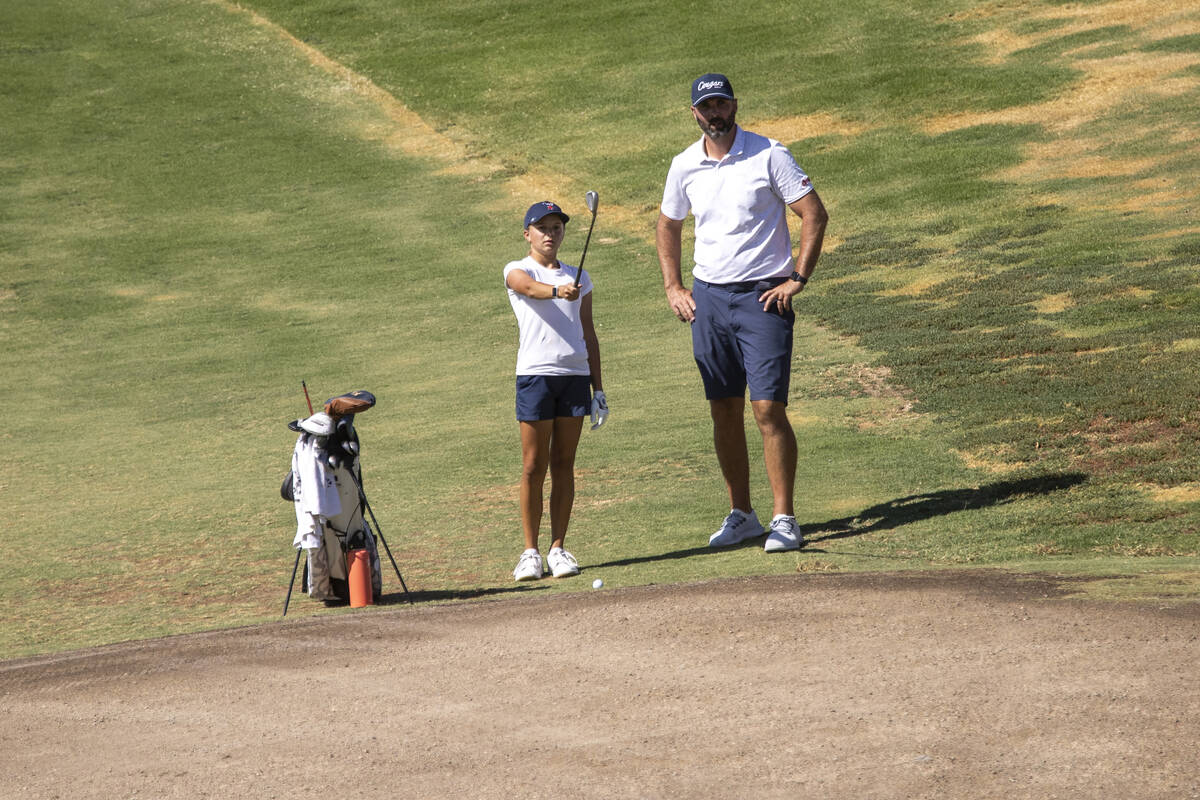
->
[282,547,302,616]
[351,473,413,604]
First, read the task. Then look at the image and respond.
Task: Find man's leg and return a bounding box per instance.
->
[751,399,796,517]
[711,396,752,512]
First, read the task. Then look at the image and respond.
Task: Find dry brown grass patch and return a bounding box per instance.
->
[1091,539,1196,557]
[1139,225,1200,241]
[996,142,1161,182]
[931,0,1200,151]
[820,363,911,400]
[928,51,1199,135]
[1072,345,1122,358]
[1029,542,1072,555]
[951,446,1029,474]
[1167,338,1200,353]
[876,267,967,297]
[1077,414,1199,474]
[931,0,1200,225]
[1033,292,1075,313]
[1136,482,1200,503]
[753,113,870,144]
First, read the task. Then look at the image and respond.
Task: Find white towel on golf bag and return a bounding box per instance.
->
[293,513,324,550]
[291,434,341,549]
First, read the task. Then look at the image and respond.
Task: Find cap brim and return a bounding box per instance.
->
[525,211,570,227]
[692,91,735,106]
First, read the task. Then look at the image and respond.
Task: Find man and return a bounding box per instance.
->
[656,73,828,552]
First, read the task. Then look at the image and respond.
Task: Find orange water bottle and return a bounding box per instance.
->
[346,549,373,607]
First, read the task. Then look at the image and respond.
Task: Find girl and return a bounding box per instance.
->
[502,201,608,580]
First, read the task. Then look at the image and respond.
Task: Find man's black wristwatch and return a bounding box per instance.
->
[551,285,558,298]
[789,271,809,286]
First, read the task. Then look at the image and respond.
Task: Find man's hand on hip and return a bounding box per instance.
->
[758,280,804,314]
[667,285,697,323]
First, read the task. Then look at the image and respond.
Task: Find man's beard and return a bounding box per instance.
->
[698,108,736,140]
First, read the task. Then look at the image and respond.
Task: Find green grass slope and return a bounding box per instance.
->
[2,0,1197,657]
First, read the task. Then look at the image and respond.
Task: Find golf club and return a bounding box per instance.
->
[284,381,315,616]
[573,190,599,287]
[302,380,314,415]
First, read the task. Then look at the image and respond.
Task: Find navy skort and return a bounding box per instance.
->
[516,374,592,421]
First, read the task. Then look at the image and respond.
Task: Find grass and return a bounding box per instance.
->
[2,0,1198,658]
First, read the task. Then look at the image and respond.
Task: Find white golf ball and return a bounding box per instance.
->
[592,578,604,589]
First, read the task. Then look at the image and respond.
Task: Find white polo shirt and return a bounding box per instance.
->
[503,256,593,376]
[661,127,814,284]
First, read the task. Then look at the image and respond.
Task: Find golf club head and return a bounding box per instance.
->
[585,190,599,214]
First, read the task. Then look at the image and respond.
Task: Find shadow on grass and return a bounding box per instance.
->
[376,584,550,605]
[588,472,1089,569]
[805,472,1088,544]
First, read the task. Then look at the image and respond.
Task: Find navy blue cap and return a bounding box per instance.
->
[524,201,570,228]
[691,73,735,106]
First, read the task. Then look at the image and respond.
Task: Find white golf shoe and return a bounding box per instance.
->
[708,509,764,547]
[547,547,580,578]
[764,514,803,552]
[513,548,543,581]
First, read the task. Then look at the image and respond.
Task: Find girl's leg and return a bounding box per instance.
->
[519,420,553,550]
[547,415,585,550]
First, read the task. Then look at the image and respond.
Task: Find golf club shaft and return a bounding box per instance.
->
[574,192,599,287]
[302,381,314,415]
[574,217,596,286]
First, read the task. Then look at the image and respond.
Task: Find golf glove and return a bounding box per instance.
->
[590,390,609,430]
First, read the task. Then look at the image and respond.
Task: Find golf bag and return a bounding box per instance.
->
[285,402,383,605]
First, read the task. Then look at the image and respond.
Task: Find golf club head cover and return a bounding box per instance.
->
[324,390,376,418]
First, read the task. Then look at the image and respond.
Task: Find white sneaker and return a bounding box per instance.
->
[547,547,580,578]
[513,548,543,581]
[708,509,764,548]
[764,514,803,552]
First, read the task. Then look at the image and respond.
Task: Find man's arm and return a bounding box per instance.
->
[757,190,829,312]
[789,190,828,282]
[656,213,696,322]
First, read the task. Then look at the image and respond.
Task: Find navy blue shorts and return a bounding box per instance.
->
[691,278,795,403]
[516,374,592,421]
